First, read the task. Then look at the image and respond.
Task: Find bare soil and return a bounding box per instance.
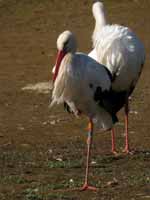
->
[0,0,149,199]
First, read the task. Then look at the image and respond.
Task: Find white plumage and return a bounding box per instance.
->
[51,30,119,190]
[51,30,115,131]
[90,1,145,92]
[93,24,145,91]
[89,0,145,153]
[92,0,107,45]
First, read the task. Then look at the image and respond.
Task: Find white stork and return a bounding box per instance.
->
[51,30,119,191]
[89,0,145,154]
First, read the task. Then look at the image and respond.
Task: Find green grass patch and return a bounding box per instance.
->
[24,188,43,200]
[47,179,82,190]
[47,193,74,200]
[127,171,150,186]
[47,160,82,169]
[23,182,79,200]
[0,175,28,184]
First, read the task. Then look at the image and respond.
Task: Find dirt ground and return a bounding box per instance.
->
[0,0,150,199]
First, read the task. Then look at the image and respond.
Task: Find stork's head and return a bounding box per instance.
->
[57,30,77,54]
[92,1,105,19]
[53,31,77,82]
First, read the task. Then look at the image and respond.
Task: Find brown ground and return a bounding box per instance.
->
[0,0,150,199]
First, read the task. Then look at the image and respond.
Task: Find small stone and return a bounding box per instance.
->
[33,188,39,193]
[17,124,25,130]
[107,178,118,186]
[42,121,48,125]
[130,110,138,115]
[91,161,97,165]
[130,131,135,134]
[50,120,56,125]
[69,179,74,183]
[48,149,53,154]
[55,158,63,162]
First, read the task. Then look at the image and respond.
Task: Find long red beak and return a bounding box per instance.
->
[52,50,66,82]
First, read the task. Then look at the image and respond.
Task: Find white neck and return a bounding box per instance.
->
[92,2,107,46]
[93,2,107,30]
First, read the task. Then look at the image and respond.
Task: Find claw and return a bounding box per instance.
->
[112,150,119,156]
[122,147,134,155]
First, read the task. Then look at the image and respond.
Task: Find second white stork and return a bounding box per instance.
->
[51,30,118,191]
[89,0,145,154]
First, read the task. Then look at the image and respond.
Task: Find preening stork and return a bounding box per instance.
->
[51,30,119,191]
[89,0,145,153]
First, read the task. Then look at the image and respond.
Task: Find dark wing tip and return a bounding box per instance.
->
[112,114,118,124]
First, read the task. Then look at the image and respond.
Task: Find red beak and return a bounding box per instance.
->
[52,50,66,82]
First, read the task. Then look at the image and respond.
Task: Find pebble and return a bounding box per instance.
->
[69,179,74,183]
[130,110,138,115]
[107,178,118,186]
[48,149,53,154]
[55,158,63,162]
[91,161,97,165]
[50,120,56,125]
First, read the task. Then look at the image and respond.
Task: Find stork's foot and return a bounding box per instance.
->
[80,183,98,192]
[112,150,119,156]
[122,146,135,155]
[111,146,119,156]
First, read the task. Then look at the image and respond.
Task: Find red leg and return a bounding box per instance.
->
[80,119,98,191]
[50,120,99,192]
[123,101,130,153]
[111,128,118,154]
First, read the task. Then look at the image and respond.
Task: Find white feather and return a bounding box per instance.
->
[90,1,145,93]
[93,25,145,91]
[51,48,113,130]
[92,1,107,47]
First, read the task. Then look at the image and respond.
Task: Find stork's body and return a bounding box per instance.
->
[51,30,117,191]
[89,1,145,153]
[51,31,116,131]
